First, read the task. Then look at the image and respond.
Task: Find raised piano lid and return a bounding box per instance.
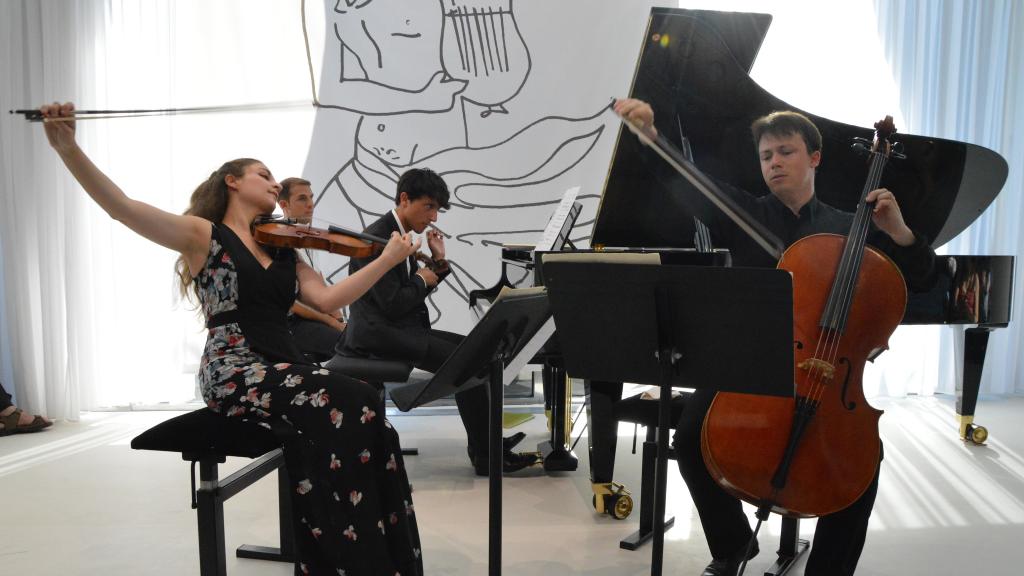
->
[593,8,1008,251]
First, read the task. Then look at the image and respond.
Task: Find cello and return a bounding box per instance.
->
[701,117,907,518]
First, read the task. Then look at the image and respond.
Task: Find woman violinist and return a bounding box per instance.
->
[614,98,935,576]
[39,102,424,576]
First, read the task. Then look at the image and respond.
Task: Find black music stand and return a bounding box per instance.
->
[390,290,552,576]
[543,261,793,576]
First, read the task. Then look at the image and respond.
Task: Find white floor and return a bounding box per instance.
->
[2,395,1024,575]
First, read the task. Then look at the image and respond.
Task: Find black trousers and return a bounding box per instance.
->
[0,381,12,411]
[416,329,492,460]
[673,388,879,576]
[289,317,345,363]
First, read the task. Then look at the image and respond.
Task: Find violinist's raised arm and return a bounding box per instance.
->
[41,102,212,274]
[38,101,426,576]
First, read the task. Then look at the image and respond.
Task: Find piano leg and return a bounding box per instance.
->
[619,425,675,550]
[538,360,579,471]
[586,380,633,519]
[957,327,992,444]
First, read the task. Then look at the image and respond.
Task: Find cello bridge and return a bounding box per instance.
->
[798,358,835,382]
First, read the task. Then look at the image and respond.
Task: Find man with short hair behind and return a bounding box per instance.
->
[278,177,347,362]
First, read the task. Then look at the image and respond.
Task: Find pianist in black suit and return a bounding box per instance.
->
[333,168,536,475]
[615,98,935,576]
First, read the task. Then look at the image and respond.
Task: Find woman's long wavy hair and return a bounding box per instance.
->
[174,158,262,303]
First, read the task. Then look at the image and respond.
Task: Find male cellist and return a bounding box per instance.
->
[614,98,935,576]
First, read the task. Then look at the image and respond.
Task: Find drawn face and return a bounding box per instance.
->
[333,0,442,81]
[280,184,315,223]
[396,192,440,233]
[758,132,820,203]
[228,163,280,214]
[335,0,375,10]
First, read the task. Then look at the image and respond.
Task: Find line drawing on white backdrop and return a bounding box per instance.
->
[309,0,616,328]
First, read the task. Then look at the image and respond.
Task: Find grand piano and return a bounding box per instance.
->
[473,6,1014,521]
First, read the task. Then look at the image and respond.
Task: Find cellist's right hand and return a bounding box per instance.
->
[39,102,78,155]
[613,98,658,137]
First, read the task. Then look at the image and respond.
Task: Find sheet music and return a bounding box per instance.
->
[542,252,662,265]
[535,187,580,252]
[493,285,546,303]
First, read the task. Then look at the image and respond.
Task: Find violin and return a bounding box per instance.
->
[253,218,385,259]
[415,251,451,278]
[254,218,450,277]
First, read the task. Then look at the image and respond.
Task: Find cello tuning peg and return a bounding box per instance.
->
[851,141,871,155]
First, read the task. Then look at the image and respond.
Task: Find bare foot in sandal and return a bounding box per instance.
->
[0,405,53,436]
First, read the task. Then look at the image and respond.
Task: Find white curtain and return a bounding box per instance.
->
[1,1,100,421]
[0,0,317,419]
[874,0,1024,395]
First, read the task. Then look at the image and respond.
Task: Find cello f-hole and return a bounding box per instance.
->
[838,357,856,411]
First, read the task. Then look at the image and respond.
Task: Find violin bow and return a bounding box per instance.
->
[12,0,324,122]
[10,100,314,122]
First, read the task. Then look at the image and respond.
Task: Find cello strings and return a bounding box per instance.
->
[808,160,880,404]
[805,148,889,405]
[812,149,891,406]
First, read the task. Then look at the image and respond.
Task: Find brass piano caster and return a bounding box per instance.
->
[959,416,988,445]
[963,423,988,445]
[592,482,634,520]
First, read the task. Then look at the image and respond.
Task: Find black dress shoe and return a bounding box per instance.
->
[472,449,538,476]
[700,558,740,576]
[467,433,527,458]
[700,543,759,576]
[503,431,526,451]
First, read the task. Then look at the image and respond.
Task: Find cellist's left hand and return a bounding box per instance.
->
[866,188,916,247]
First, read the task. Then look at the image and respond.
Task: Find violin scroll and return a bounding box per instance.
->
[415,252,451,279]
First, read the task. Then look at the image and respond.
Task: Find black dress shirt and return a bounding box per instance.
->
[703,181,936,292]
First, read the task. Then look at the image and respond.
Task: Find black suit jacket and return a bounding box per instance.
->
[339,212,433,362]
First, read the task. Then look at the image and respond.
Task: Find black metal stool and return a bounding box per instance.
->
[614,392,809,576]
[325,354,418,455]
[131,409,295,576]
